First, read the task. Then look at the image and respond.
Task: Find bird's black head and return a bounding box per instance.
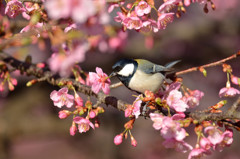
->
[109,59,138,86]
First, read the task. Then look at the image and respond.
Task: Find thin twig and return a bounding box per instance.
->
[110,82,123,89]
[228,97,240,114]
[19,0,43,3]
[176,51,240,76]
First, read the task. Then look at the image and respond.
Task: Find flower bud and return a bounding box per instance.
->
[131,136,137,147]
[10,78,17,86]
[58,110,71,119]
[89,110,96,118]
[85,101,92,109]
[36,63,45,68]
[8,81,14,91]
[70,122,77,136]
[74,93,83,106]
[96,106,105,114]
[26,79,38,87]
[94,118,100,128]
[114,134,123,145]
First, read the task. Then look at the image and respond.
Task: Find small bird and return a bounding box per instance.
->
[109,59,180,94]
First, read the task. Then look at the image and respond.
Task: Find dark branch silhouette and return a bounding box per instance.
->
[1,51,240,128]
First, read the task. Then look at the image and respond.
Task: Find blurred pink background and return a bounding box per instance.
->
[1,0,240,159]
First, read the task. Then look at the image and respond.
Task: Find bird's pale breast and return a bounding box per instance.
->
[128,70,165,93]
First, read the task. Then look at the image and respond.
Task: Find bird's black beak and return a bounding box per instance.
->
[109,71,117,78]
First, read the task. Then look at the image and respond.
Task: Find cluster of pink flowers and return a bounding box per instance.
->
[111,0,180,32]
[48,42,90,77]
[150,112,234,158]
[164,82,204,112]
[150,113,193,153]
[50,86,105,135]
[4,0,44,19]
[188,126,233,159]
[110,0,217,32]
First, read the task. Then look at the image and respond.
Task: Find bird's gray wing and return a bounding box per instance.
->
[137,60,170,74]
[137,60,180,74]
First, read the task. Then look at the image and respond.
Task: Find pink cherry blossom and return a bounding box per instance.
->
[135,1,151,16]
[122,14,143,30]
[157,12,174,30]
[231,75,240,85]
[132,95,142,118]
[167,90,189,112]
[88,67,111,94]
[183,90,204,108]
[50,87,74,108]
[158,0,181,13]
[64,23,77,33]
[163,139,192,153]
[124,95,142,119]
[21,2,38,20]
[188,148,206,159]
[204,126,223,145]
[219,86,240,98]
[150,113,164,130]
[73,116,95,133]
[48,43,89,77]
[200,137,212,151]
[114,134,123,145]
[161,117,186,141]
[125,105,133,118]
[5,0,26,18]
[141,19,159,33]
[48,53,68,76]
[114,12,126,23]
[108,2,124,13]
[215,129,233,152]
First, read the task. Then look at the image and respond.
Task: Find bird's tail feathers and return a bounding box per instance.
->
[165,60,181,69]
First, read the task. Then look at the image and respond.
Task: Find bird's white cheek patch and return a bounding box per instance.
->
[118,63,134,77]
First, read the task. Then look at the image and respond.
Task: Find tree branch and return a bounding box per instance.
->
[1,51,240,129]
[19,0,43,3]
[0,52,127,111]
